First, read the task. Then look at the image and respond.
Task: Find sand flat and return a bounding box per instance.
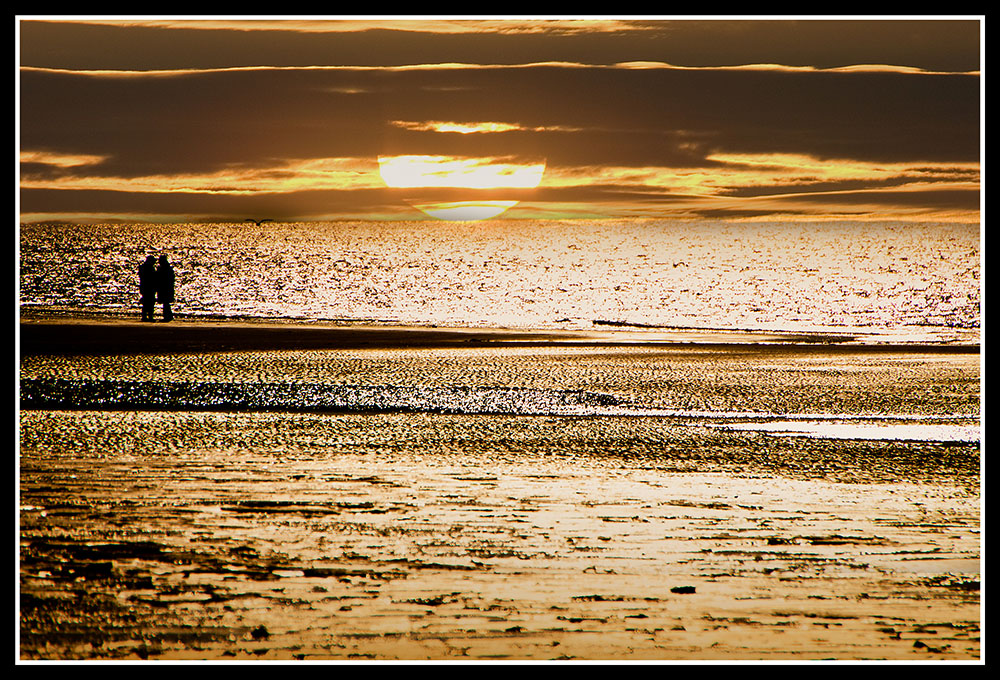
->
[18,316,981,661]
[18,421,981,661]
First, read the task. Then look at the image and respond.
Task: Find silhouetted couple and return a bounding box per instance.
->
[139,255,175,322]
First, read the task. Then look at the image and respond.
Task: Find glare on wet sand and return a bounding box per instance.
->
[19,337,981,661]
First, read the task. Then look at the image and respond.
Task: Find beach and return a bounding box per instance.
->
[18,316,981,661]
[18,12,984,664]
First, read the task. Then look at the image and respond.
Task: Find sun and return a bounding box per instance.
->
[409,200,520,221]
[378,155,545,221]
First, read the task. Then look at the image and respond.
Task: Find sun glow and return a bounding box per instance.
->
[390,120,524,134]
[377,155,545,220]
[377,155,545,189]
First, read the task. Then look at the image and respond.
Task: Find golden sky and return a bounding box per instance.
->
[17,17,982,223]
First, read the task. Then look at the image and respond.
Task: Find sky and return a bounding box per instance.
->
[16,16,983,223]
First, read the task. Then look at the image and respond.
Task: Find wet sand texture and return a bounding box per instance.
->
[19,320,980,661]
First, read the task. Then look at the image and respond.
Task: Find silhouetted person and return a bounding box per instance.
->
[156,255,175,322]
[139,255,157,321]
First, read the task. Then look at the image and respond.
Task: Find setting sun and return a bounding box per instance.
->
[409,200,519,221]
[377,154,545,220]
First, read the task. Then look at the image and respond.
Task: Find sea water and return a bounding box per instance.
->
[18,219,981,343]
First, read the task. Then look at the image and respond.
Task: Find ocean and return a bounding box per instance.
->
[18,219,981,343]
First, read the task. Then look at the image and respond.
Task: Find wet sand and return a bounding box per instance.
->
[19,316,578,355]
[18,316,982,662]
[18,314,980,356]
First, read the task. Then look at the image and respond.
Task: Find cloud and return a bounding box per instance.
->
[19,157,384,195]
[19,19,981,72]
[390,120,576,134]
[17,20,981,222]
[21,62,977,164]
[57,18,645,36]
[19,150,108,168]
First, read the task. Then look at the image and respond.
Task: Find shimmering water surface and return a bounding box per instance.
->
[19,219,980,342]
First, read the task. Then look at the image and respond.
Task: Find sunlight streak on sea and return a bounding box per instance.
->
[19,219,980,343]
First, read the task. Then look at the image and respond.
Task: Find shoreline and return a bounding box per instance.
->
[18,312,980,357]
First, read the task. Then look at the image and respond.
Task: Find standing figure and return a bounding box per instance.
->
[139,255,157,321]
[156,254,175,322]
